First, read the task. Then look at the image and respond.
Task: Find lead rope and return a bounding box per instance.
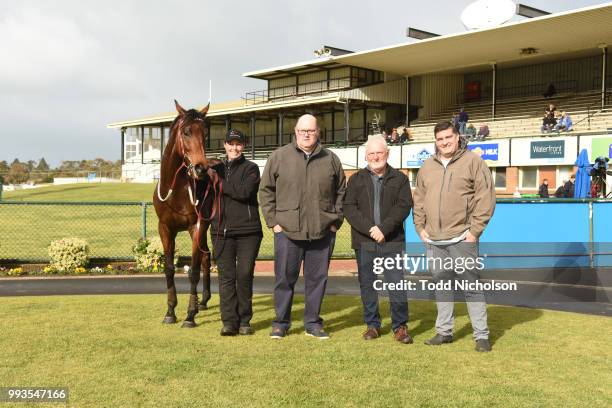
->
[190,173,223,255]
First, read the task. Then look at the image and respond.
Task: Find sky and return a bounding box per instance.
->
[0,0,607,166]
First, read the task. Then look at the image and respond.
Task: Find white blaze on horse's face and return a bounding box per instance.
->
[174,100,210,180]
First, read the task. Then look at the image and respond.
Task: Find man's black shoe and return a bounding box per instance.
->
[220,326,238,336]
[475,339,492,352]
[239,326,254,335]
[424,333,453,345]
[270,326,287,339]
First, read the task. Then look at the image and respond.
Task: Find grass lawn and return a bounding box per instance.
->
[2,183,156,202]
[0,183,353,261]
[0,294,610,407]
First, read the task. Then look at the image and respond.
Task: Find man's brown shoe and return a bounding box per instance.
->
[393,325,414,344]
[362,327,380,340]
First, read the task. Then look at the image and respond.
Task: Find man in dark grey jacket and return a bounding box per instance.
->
[344,134,413,343]
[260,114,346,339]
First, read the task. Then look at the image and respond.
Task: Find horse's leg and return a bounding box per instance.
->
[160,222,178,324]
[182,225,203,328]
[199,223,212,310]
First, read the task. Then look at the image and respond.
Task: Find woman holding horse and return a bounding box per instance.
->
[211,129,263,336]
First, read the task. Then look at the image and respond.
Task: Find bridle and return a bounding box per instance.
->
[156,115,223,254]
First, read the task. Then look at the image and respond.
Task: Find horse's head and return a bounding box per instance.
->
[173,100,210,180]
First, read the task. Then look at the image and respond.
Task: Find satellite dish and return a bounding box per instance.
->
[461,0,516,30]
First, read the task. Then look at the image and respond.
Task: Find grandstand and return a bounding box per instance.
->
[108,3,612,196]
[408,90,612,141]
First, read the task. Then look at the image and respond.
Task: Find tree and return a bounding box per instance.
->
[7,161,29,184]
[36,158,50,172]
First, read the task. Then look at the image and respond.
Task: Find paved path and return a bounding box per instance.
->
[1,274,610,316]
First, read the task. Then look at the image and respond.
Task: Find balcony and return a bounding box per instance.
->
[243,75,381,105]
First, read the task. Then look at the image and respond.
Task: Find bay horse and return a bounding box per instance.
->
[153,100,221,328]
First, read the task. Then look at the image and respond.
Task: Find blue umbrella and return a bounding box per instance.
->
[574,149,592,198]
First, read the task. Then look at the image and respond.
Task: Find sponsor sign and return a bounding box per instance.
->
[530,140,565,159]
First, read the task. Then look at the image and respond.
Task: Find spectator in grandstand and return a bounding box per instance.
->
[413,120,495,352]
[382,129,388,141]
[465,124,477,140]
[343,134,413,344]
[542,83,557,98]
[513,186,522,198]
[564,174,576,198]
[260,113,346,340]
[555,111,573,133]
[451,113,460,132]
[477,123,489,140]
[538,179,549,198]
[458,108,469,135]
[389,128,400,144]
[555,179,568,198]
[541,104,557,133]
[400,127,412,143]
[211,129,263,336]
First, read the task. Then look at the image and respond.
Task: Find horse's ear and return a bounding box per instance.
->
[200,103,210,116]
[174,99,186,115]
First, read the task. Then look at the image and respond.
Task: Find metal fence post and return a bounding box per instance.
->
[141,202,147,240]
[589,200,594,269]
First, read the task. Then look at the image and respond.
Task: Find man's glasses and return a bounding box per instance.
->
[366,151,386,158]
[296,129,318,136]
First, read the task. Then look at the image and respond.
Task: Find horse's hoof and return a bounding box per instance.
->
[198,303,208,311]
[162,316,177,324]
[181,320,196,328]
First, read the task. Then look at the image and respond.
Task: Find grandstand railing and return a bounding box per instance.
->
[457,80,579,105]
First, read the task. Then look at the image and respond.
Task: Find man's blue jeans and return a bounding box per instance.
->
[356,245,408,331]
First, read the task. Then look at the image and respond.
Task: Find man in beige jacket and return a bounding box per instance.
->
[413,120,496,352]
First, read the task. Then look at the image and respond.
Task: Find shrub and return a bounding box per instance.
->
[132,237,176,273]
[48,238,90,272]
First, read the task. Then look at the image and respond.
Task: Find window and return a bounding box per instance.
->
[162,125,171,153]
[124,127,142,163]
[520,167,538,188]
[409,169,418,188]
[557,165,574,187]
[143,127,162,163]
[494,167,507,189]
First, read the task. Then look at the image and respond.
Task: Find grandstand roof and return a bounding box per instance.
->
[107,95,340,128]
[244,2,612,79]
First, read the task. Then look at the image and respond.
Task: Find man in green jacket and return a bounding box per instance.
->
[413,120,496,352]
[260,114,346,339]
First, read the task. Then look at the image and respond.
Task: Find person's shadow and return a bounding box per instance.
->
[201,293,544,344]
[435,304,543,346]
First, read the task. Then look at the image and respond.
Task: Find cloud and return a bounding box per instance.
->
[0,0,605,166]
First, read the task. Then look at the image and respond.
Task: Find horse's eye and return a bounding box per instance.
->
[183,128,191,137]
